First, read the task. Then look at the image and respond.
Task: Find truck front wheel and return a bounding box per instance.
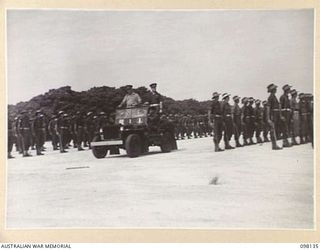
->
[92,135,108,159]
[125,134,142,158]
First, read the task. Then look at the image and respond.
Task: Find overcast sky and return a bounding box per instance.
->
[7,9,314,105]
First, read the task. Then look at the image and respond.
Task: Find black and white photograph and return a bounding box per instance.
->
[6,9,314,229]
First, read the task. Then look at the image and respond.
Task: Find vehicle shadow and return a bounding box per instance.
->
[107,149,181,159]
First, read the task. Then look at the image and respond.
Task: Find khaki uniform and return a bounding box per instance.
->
[222,101,234,148]
[32,115,46,155]
[211,100,224,149]
[48,118,59,150]
[18,114,32,156]
[254,105,264,143]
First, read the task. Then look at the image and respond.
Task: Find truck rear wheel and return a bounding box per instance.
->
[125,134,142,158]
[92,135,108,159]
[160,132,172,153]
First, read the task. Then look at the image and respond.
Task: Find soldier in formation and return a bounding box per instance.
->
[232,95,243,147]
[17,110,32,157]
[254,99,264,144]
[48,114,59,150]
[279,84,293,147]
[206,83,313,152]
[221,93,234,149]
[262,100,270,142]
[85,111,96,149]
[290,89,300,145]
[74,111,85,151]
[209,92,224,152]
[32,110,46,155]
[8,116,15,159]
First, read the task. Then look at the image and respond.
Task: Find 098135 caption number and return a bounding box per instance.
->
[300,244,319,248]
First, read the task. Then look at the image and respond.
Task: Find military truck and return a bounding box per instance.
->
[91,105,177,158]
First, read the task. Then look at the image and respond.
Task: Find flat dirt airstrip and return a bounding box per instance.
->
[6,137,314,229]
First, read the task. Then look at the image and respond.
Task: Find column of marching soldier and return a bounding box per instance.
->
[7,83,313,158]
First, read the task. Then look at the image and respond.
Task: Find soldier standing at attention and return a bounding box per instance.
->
[289,89,300,145]
[221,93,234,149]
[118,85,142,108]
[197,115,205,138]
[48,114,59,150]
[232,95,243,147]
[210,92,224,152]
[266,84,282,150]
[71,113,78,148]
[279,84,293,147]
[29,113,36,150]
[298,93,308,144]
[247,97,256,145]
[74,111,85,151]
[306,94,313,147]
[242,97,251,145]
[64,113,73,148]
[241,97,249,146]
[8,116,15,159]
[56,111,68,153]
[254,99,264,143]
[18,110,32,157]
[262,101,270,142]
[85,111,95,149]
[13,116,23,154]
[32,110,46,156]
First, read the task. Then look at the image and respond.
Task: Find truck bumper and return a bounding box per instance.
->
[91,140,123,147]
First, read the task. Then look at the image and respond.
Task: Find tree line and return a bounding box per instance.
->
[8,85,212,118]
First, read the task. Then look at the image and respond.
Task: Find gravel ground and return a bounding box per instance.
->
[6,137,314,229]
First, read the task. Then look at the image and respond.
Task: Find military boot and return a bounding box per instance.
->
[235,140,243,147]
[36,149,44,156]
[263,136,270,142]
[214,143,224,152]
[23,151,32,157]
[283,138,292,148]
[249,138,256,145]
[272,141,282,150]
[257,137,263,143]
[225,142,235,150]
[300,137,305,144]
[291,137,299,146]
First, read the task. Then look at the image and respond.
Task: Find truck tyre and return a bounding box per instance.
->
[92,135,108,159]
[125,134,142,158]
